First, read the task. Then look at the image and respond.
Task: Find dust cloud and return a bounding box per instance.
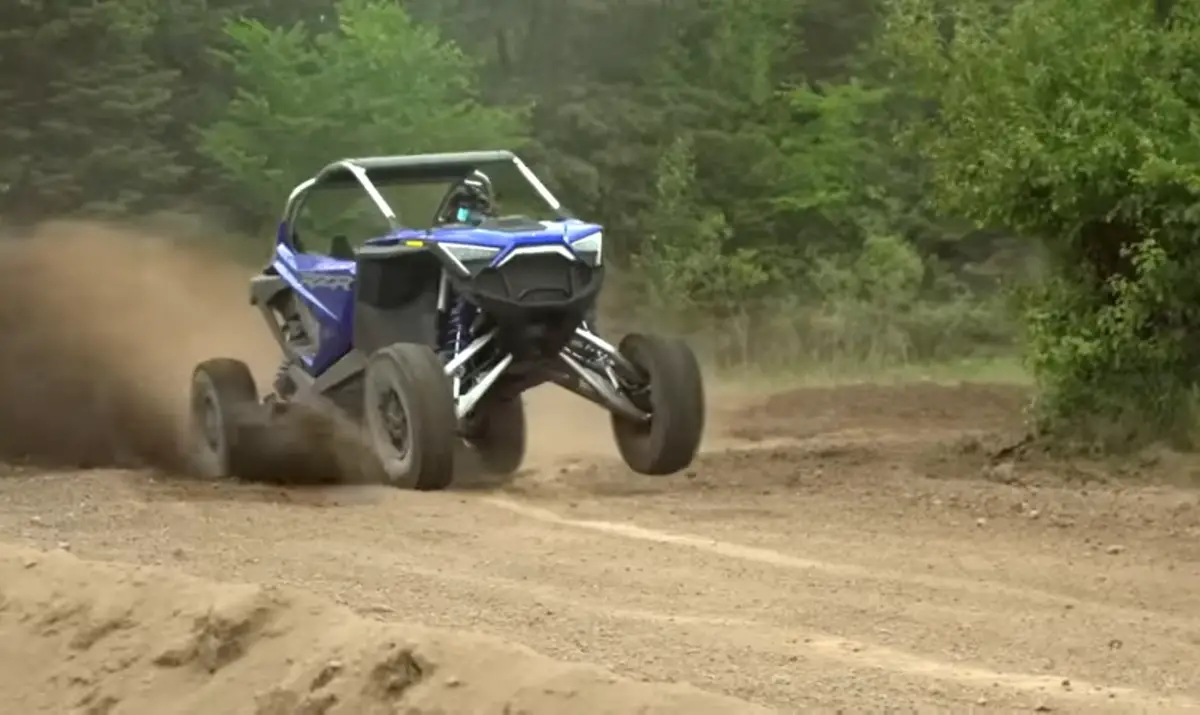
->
[0,220,348,477]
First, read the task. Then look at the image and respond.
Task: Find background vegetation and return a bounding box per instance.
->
[4,0,1199,450]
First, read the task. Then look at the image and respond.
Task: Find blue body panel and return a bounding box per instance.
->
[361,220,600,252]
[271,242,357,375]
[271,219,602,376]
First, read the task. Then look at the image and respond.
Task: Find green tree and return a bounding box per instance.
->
[0,0,1014,370]
[883,0,1200,446]
[768,80,897,261]
[0,0,188,222]
[638,135,771,364]
[197,0,529,229]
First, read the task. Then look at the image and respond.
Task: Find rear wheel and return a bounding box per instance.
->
[189,358,260,478]
[363,343,457,490]
[610,333,705,475]
[464,394,526,476]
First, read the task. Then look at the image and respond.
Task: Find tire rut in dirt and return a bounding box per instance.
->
[228,401,387,486]
[182,393,395,487]
[186,358,384,486]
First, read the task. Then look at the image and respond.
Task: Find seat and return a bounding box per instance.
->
[329,234,354,259]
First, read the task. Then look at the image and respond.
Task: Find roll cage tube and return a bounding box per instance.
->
[279,161,400,253]
[423,157,568,222]
[512,155,566,214]
[278,154,571,253]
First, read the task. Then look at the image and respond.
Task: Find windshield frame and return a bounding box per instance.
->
[280,152,571,242]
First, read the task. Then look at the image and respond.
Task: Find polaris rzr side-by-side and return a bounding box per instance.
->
[189,150,705,489]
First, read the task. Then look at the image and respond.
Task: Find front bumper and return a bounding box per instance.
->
[456,252,603,357]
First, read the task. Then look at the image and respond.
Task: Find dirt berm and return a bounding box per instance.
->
[0,544,770,714]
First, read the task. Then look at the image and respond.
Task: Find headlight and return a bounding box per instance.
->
[570,231,602,266]
[439,242,500,274]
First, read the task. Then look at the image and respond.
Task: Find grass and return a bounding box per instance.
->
[707,355,1029,399]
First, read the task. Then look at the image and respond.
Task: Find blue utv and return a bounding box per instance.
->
[188,151,704,489]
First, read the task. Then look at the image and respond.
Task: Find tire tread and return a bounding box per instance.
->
[367,343,457,490]
[190,358,259,478]
[610,333,704,475]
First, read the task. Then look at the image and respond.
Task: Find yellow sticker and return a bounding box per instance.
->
[403,240,424,247]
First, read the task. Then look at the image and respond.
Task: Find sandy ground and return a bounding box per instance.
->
[1,223,1199,713]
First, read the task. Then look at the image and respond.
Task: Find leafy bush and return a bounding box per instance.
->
[196,0,527,230]
[883,0,1200,447]
[626,86,1016,372]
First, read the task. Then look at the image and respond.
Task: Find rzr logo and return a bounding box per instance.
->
[300,273,353,290]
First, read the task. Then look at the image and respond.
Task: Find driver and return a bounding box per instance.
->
[439,170,496,226]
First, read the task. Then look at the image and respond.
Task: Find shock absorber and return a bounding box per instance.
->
[441,297,474,360]
[450,298,474,355]
[438,290,462,358]
[438,310,455,361]
[445,298,475,396]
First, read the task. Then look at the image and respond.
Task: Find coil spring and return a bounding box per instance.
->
[444,298,473,357]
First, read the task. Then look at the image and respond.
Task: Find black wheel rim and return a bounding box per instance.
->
[620,365,654,420]
[201,394,223,452]
[378,386,411,459]
[613,350,655,434]
[627,383,653,412]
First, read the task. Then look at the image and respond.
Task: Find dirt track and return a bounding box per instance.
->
[1,224,1199,713]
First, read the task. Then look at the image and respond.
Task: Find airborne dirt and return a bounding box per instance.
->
[1,223,1199,713]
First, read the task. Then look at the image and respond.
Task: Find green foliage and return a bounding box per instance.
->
[0,0,187,221]
[770,80,897,256]
[196,0,528,229]
[659,0,796,105]
[638,135,772,354]
[883,0,1200,447]
[4,0,1026,395]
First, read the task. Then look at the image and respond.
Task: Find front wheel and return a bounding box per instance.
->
[610,333,705,475]
[363,343,457,490]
